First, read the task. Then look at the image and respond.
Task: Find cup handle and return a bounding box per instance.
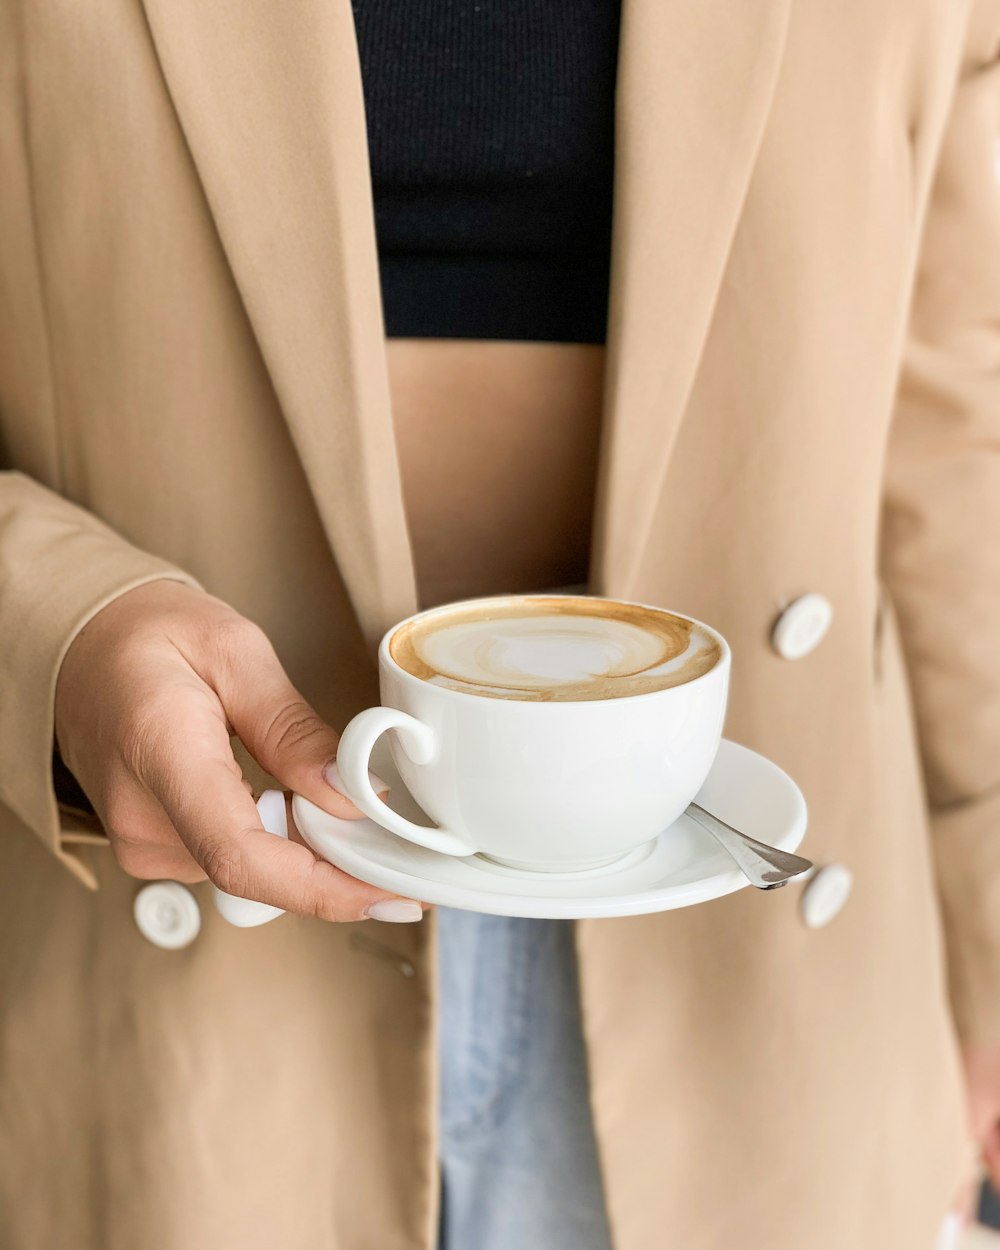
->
[212,789,289,928]
[336,707,477,857]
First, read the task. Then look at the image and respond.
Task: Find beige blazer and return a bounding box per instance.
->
[2,0,999,1246]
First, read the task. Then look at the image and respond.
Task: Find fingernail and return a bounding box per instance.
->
[365,899,423,923]
[934,1212,964,1250]
[323,759,390,798]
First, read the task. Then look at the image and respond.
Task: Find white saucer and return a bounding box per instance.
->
[291,739,807,920]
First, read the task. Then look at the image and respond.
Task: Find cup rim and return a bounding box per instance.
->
[377,592,731,707]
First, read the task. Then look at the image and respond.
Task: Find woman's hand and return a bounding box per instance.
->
[54,579,424,923]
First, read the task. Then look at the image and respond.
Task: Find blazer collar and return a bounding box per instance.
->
[140,0,791,653]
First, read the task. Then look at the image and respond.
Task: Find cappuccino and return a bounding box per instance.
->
[388,595,722,702]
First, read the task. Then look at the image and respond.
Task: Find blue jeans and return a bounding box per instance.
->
[435,907,614,1250]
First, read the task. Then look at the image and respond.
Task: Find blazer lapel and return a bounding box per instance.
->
[139,0,791,648]
[140,0,418,652]
[590,0,792,597]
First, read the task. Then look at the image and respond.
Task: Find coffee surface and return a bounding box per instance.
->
[388,596,722,701]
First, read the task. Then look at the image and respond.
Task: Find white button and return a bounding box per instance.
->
[134,881,202,949]
[771,593,833,660]
[800,863,853,929]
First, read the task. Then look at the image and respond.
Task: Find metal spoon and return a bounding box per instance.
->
[685,801,814,890]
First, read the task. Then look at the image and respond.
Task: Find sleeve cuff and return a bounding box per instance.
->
[0,476,206,880]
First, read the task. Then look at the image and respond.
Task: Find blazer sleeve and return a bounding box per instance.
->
[881,8,1000,1047]
[0,470,205,887]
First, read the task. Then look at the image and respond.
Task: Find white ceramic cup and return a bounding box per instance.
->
[334,594,730,873]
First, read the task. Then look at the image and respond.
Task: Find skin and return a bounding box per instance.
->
[959,1044,1000,1220]
[385,338,606,609]
[53,577,422,921]
[52,336,999,1216]
[54,339,606,915]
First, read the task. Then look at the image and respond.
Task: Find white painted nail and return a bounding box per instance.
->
[323,759,390,797]
[934,1212,964,1250]
[365,899,423,923]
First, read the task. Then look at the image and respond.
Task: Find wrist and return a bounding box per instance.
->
[54,578,209,754]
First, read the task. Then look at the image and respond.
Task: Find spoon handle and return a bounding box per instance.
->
[685,801,814,891]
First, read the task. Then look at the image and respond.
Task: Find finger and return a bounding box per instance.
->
[101,780,208,881]
[213,623,389,820]
[113,845,208,884]
[284,792,429,913]
[146,723,420,922]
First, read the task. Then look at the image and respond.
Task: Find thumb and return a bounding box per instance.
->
[215,624,389,819]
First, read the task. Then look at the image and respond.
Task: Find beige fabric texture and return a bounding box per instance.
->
[1,0,999,1247]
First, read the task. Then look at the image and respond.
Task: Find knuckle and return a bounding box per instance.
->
[306,895,350,924]
[300,863,370,924]
[200,840,248,897]
[260,701,332,762]
[103,796,151,850]
[305,889,347,924]
[209,612,271,664]
[111,839,158,880]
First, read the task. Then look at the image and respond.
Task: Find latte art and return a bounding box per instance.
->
[389,596,722,701]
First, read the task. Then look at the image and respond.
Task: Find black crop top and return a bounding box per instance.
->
[350,2,621,344]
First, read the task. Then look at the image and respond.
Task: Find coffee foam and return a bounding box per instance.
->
[388,596,722,702]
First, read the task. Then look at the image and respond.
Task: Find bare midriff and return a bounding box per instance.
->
[386,338,607,611]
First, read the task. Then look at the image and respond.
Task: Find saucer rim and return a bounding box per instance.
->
[292,739,808,920]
